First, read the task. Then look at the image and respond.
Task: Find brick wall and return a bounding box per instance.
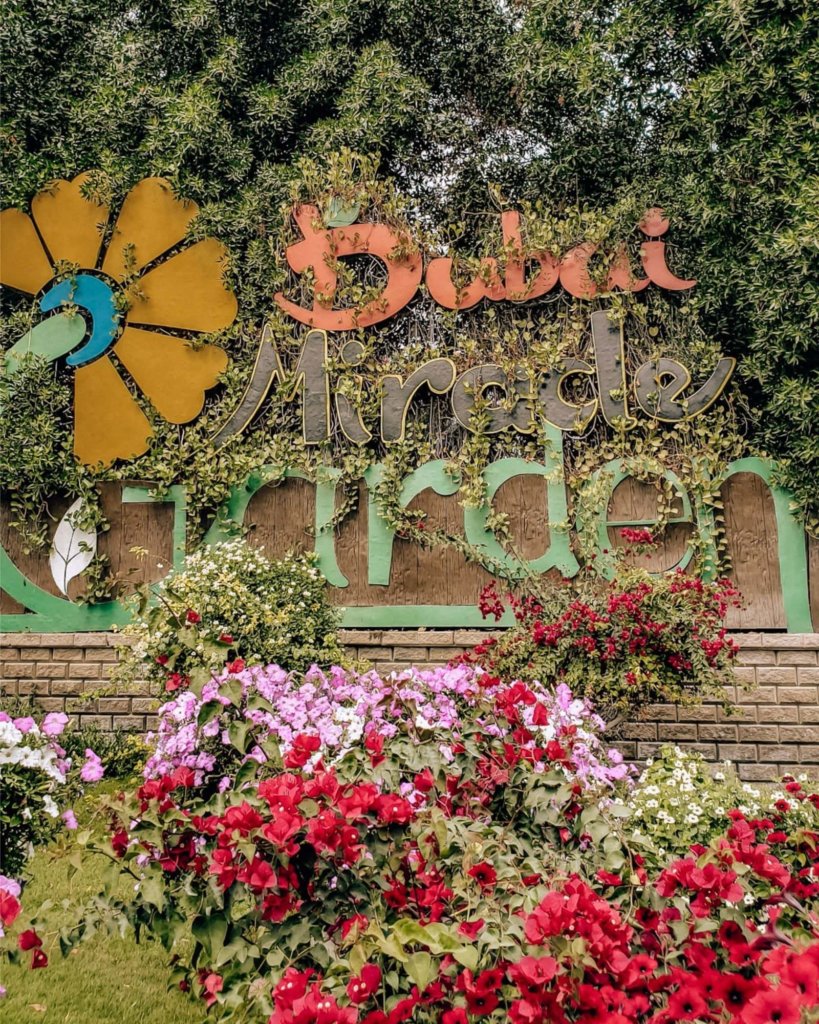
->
[2,629,818,779]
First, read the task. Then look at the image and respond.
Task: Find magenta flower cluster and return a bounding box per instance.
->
[145,663,631,790]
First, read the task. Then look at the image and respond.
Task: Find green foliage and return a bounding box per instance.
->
[114,538,344,694]
[61,725,148,781]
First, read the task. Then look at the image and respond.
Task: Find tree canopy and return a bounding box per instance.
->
[2,0,817,530]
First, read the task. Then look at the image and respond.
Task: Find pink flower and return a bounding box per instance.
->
[62,810,78,830]
[80,749,105,783]
[42,712,69,737]
[13,716,36,733]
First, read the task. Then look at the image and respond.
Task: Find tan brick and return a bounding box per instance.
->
[763,634,819,650]
[417,647,464,661]
[758,744,794,762]
[1,663,33,678]
[778,687,818,704]
[716,743,757,761]
[617,742,637,761]
[16,680,49,695]
[658,724,698,741]
[97,698,131,713]
[66,697,96,714]
[338,630,381,645]
[678,704,717,722]
[777,651,818,666]
[37,662,66,678]
[78,634,109,647]
[50,680,84,696]
[779,726,819,743]
[13,634,45,646]
[719,704,758,721]
[131,697,158,713]
[0,648,20,661]
[453,630,496,646]
[84,648,118,662]
[20,648,51,661]
[738,687,776,704]
[800,707,819,723]
[421,633,459,647]
[51,647,86,662]
[114,715,147,731]
[68,662,100,678]
[678,742,717,759]
[394,646,429,661]
[736,649,775,666]
[357,646,393,661]
[738,725,778,742]
[36,697,66,712]
[645,704,677,721]
[731,667,757,686]
[699,724,738,741]
[621,722,657,741]
[798,668,819,685]
[377,631,425,646]
[799,746,819,763]
[739,764,780,782]
[759,705,799,723]
[117,680,151,695]
[757,667,797,685]
[637,742,663,759]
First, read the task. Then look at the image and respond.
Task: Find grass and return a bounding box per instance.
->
[2,783,204,1024]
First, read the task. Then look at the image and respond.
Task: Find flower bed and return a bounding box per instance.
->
[4,663,818,1022]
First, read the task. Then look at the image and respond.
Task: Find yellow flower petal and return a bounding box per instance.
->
[101,177,199,282]
[0,208,53,294]
[73,356,152,467]
[125,239,238,332]
[114,326,228,423]
[31,172,109,269]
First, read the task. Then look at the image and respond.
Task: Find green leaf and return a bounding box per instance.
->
[405,952,437,992]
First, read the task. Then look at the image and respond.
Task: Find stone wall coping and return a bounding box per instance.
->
[3,630,818,648]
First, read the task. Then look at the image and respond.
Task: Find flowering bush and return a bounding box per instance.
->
[0,711,102,878]
[466,561,740,725]
[7,681,819,1023]
[629,745,819,869]
[115,539,344,696]
[143,662,632,793]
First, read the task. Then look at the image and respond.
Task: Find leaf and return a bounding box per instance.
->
[325,197,360,227]
[49,497,97,596]
[405,952,437,992]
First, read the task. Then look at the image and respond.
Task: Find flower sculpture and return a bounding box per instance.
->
[0,172,236,466]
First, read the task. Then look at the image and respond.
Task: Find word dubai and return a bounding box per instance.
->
[214,205,734,446]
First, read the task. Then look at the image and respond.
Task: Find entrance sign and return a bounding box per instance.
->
[1,174,815,633]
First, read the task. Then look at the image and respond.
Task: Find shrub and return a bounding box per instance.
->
[8,675,819,1022]
[61,726,147,781]
[464,561,740,726]
[115,539,344,696]
[628,744,819,870]
[142,663,632,794]
[0,711,102,879]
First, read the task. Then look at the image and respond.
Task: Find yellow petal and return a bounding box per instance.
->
[114,326,228,423]
[102,177,199,282]
[0,208,53,294]
[73,356,153,467]
[32,172,108,269]
[125,239,238,332]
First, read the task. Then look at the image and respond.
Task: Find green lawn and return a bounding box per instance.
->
[2,787,204,1024]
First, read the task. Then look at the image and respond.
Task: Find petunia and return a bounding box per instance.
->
[0,173,235,467]
[41,712,69,737]
[80,749,105,783]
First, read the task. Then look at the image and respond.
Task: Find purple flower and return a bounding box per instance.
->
[42,712,69,737]
[80,749,105,783]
